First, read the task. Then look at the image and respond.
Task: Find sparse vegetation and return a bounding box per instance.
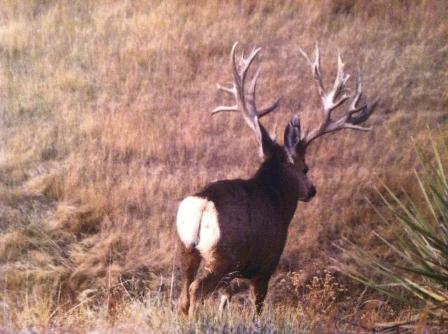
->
[338,134,448,327]
[0,0,447,332]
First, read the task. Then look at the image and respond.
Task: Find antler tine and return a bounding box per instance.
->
[212,83,238,114]
[231,42,241,86]
[299,43,325,99]
[247,66,262,114]
[231,43,261,97]
[216,82,236,95]
[241,48,262,87]
[330,53,350,106]
[299,45,377,147]
[211,44,240,115]
[349,98,379,126]
[345,72,379,128]
[247,63,280,119]
[258,98,281,118]
[349,71,363,113]
[211,104,239,114]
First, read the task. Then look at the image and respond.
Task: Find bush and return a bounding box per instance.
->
[338,133,448,324]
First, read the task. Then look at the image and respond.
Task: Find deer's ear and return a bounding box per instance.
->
[284,115,301,157]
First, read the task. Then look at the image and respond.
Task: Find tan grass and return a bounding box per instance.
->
[0,0,447,331]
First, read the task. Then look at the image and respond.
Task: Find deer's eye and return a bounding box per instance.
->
[303,166,309,174]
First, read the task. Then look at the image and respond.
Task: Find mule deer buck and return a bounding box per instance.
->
[176,42,378,317]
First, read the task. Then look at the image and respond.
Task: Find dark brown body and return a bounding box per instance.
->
[177,145,313,316]
[196,160,299,279]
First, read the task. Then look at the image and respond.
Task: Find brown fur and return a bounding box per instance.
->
[177,123,315,316]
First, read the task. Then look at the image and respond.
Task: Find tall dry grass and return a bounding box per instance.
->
[0,0,447,331]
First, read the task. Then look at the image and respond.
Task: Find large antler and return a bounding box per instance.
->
[299,43,378,147]
[212,42,280,148]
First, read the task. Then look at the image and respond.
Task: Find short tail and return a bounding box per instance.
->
[176,196,207,250]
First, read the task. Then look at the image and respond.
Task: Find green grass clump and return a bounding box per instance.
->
[339,133,448,325]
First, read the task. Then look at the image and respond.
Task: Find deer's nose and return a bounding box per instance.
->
[308,186,317,198]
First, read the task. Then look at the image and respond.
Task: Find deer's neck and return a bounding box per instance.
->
[253,159,299,224]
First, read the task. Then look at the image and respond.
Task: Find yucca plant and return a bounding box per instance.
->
[337,134,448,322]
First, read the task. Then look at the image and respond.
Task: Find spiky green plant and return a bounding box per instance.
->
[337,134,448,319]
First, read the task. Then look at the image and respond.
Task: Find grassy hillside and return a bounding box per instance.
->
[0,0,447,332]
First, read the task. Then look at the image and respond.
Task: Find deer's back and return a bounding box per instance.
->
[177,178,290,277]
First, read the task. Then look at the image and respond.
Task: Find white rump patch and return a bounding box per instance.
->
[176,196,221,254]
[196,200,220,254]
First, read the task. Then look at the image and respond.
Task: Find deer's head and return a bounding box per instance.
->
[213,43,378,203]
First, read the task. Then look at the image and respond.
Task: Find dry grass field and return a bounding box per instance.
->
[0,0,447,332]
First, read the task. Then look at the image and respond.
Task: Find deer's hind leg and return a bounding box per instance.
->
[188,271,227,318]
[188,256,232,317]
[179,244,201,315]
[251,274,271,315]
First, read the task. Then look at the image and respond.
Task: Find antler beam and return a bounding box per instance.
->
[212,42,280,145]
[299,43,378,147]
